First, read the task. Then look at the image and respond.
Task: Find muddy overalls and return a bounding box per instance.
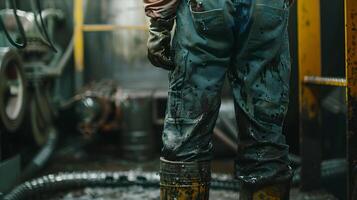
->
[145,0,293,199]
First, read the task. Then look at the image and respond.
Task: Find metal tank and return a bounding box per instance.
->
[84,0,168,90]
[120,90,155,161]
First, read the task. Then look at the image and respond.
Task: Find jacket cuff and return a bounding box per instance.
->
[144,0,180,19]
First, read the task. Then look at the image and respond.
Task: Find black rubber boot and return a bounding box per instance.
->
[160,157,211,200]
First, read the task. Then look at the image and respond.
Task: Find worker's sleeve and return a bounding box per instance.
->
[143,0,180,19]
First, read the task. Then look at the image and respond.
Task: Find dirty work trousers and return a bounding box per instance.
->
[162,0,292,186]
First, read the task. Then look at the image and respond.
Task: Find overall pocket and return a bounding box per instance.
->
[189,2,229,37]
[240,1,289,56]
[187,1,234,62]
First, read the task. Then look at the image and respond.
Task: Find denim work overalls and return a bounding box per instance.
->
[162,0,292,186]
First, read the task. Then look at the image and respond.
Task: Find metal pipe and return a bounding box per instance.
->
[46,36,74,76]
[73,0,84,90]
[303,76,347,87]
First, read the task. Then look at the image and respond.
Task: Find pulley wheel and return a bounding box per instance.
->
[0,48,27,133]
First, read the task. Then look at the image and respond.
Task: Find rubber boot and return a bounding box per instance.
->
[239,182,291,200]
[160,157,211,200]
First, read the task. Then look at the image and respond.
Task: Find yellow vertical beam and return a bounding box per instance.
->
[298,0,322,190]
[345,0,357,97]
[345,0,357,199]
[298,0,322,117]
[74,0,84,90]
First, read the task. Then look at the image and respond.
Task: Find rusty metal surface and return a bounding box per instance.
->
[345,0,357,199]
[298,0,323,191]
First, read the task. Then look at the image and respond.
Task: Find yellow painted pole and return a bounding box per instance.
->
[82,24,148,32]
[298,0,322,191]
[298,0,322,118]
[345,0,357,97]
[345,0,357,199]
[74,0,84,90]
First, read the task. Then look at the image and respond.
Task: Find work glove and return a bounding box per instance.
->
[147,17,175,71]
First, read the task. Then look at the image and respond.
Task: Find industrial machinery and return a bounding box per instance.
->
[62,81,121,137]
[0,0,69,195]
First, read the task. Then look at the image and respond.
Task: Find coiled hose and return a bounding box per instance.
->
[3,171,240,200]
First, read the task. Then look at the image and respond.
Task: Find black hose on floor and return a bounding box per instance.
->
[3,171,239,200]
[20,128,58,181]
[19,84,59,181]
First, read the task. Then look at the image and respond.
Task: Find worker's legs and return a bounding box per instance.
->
[160,0,235,199]
[229,0,292,199]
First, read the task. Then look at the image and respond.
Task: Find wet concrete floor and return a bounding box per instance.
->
[39,138,338,200]
[40,139,238,199]
[48,186,239,200]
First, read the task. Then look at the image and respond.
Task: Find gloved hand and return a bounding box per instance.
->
[147,17,175,71]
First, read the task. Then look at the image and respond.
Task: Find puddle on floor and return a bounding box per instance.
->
[48,186,239,200]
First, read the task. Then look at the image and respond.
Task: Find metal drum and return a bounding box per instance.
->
[120,90,155,161]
